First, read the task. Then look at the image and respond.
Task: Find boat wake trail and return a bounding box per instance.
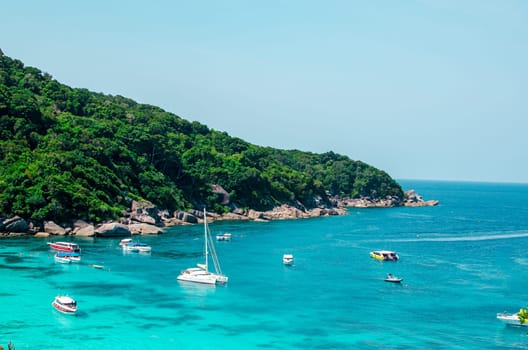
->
[388,231,528,243]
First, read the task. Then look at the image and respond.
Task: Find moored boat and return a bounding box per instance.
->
[178,267,227,285]
[497,312,527,327]
[54,254,71,264]
[370,250,399,261]
[54,252,81,263]
[283,254,294,265]
[47,241,81,253]
[177,209,228,285]
[52,295,77,315]
[122,241,152,253]
[216,233,232,241]
[384,274,403,283]
[119,238,133,246]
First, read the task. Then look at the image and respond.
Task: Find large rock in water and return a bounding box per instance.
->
[128,223,163,235]
[403,189,439,207]
[174,211,198,224]
[128,200,162,225]
[44,221,66,235]
[3,216,29,233]
[73,220,95,237]
[95,223,131,237]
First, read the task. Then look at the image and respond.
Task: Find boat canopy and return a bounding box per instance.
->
[56,252,80,257]
[57,296,76,304]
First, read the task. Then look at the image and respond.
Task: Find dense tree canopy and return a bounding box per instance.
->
[0,49,404,223]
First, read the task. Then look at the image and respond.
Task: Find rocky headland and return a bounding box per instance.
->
[338,189,439,208]
[0,189,437,238]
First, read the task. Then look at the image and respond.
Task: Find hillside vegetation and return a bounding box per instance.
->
[0,49,403,224]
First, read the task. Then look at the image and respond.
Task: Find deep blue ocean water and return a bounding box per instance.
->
[1,180,528,349]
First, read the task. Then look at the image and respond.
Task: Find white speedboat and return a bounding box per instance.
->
[47,241,81,253]
[54,254,71,264]
[54,252,81,263]
[122,242,152,253]
[178,209,228,285]
[283,254,294,265]
[216,233,232,241]
[370,250,399,261]
[119,238,133,246]
[497,312,527,327]
[384,274,403,283]
[52,295,77,315]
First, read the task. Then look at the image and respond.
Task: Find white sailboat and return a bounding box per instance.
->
[177,209,228,285]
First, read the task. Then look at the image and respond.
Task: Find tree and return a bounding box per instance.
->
[0,51,405,223]
[519,306,528,324]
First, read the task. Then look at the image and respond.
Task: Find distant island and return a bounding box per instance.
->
[0,49,437,237]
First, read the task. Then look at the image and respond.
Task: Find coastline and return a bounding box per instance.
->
[0,190,437,238]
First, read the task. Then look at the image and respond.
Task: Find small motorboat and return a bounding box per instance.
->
[384,274,403,283]
[497,312,527,327]
[370,250,399,261]
[216,233,232,241]
[47,242,81,253]
[283,254,294,265]
[54,252,81,263]
[119,238,133,246]
[52,295,77,315]
[54,253,72,264]
[122,241,152,253]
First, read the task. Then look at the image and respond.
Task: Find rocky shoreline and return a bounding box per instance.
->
[0,190,437,238]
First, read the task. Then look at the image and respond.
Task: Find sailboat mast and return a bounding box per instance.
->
[204,208,208,272]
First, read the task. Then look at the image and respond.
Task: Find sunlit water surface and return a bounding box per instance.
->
[1,180,528,349]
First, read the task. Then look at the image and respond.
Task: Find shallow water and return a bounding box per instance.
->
[1,180,528,349]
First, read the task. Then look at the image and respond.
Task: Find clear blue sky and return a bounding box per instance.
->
[3,0,527,183]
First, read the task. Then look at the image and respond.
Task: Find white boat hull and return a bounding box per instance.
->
[384,278,403,283]
[52,296,77,315]
[216,233,232,241]
[177,267,228,285]
[497,313,527,326]
[123,247,151,253]
[283,254,294,265]
[122,243,152,253]
[119,238,133,246]
[54,256,71,264]
[177,273,217,285]
[55,252,81,263]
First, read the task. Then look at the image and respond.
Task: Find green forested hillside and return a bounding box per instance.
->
[0,50,404,223]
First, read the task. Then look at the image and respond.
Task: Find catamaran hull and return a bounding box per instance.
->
[177,268,228,285]
[177,275,217,285]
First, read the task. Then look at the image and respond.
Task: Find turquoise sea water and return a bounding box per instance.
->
[1,180,528,349]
